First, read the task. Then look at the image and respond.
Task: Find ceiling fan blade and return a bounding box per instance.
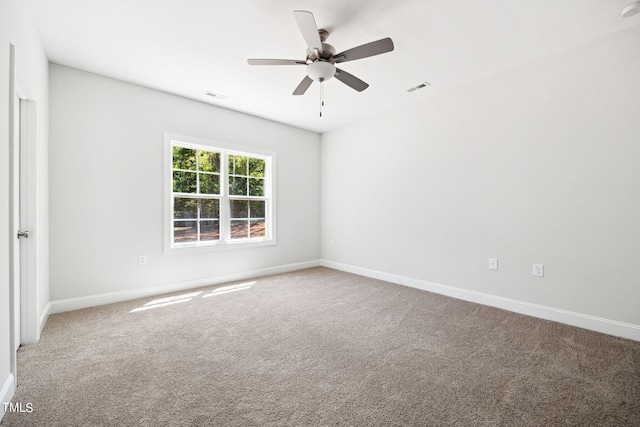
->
[334,38,394,63]
[247,59,306,66]
[334,68,369,92]
[293,10,323,55]
[293,75,314,95]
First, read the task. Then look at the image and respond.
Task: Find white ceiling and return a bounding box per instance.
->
[28,0,640,133]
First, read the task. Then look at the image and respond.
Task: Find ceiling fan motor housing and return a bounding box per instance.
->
[307,42,336,61]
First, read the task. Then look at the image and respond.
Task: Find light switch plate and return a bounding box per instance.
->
[533,264,544,277]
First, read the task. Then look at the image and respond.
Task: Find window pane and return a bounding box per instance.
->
[229,155,248,176]
[248,178,263,196]
[249,158,265,177]
[250,220,266,238]
[200,220,220,241]
[201,199,219,219]
[170,142,273,249]
[229,176,247,196]
[249,200,265,218]
[230,200,249,218]
[230,220,249,239]
[174,198,197,219]
[174,221,197,243]
[199,151,220,173]
[173,171,197,193]
[200,173,220,194]
[173,147,196,170]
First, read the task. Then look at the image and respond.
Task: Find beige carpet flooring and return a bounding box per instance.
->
[3,267,640,426]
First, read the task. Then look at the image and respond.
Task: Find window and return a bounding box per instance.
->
[165,134,275,252]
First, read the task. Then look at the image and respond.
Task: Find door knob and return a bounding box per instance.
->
[17,230,30,239]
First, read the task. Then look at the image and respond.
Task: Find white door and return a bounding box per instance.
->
[9,91,29,381]
[10,91,26,377]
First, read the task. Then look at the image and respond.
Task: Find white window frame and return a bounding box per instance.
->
[164,133,276,254]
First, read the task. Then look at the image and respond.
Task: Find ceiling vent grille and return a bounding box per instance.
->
[406,82,431,93]
[205,91,228,100]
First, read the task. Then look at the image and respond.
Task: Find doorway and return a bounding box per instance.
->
[9,46,22,383]
[9,44,40,387]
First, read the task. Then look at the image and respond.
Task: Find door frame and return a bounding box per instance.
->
[8,44,40,386]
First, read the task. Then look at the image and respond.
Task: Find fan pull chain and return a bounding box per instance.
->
[319,79,324,117]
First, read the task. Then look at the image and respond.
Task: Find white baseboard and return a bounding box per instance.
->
[0,373,15,422]
[50,260,321,314]
[321,259,640,342]
[39,302,51,336]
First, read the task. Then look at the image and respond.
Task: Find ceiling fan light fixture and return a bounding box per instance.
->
[622,1,640,17]
[306,61,335,82]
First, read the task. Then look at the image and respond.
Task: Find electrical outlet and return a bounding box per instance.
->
[330,239,335,247]
[489,258,498,270]
[138,255,148,266]
[533,264,544,277]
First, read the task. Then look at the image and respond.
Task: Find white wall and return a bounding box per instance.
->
[321,25,640,333]
[49,65,320,303]
[0,0,49,418]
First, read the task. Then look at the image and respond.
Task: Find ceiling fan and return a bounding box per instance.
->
[247,10,394,98]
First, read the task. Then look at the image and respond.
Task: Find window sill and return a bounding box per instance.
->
[164,238,276,255]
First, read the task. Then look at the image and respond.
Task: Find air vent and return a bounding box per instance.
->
[406,82,431,93]
[205,91,228,100]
